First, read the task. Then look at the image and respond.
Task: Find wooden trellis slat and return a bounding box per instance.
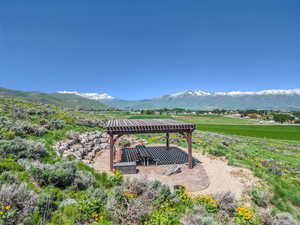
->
[105,119,195,135]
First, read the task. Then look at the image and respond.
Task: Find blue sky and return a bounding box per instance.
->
[0,0,299,100]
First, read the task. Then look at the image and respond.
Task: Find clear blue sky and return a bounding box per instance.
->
[0,0,299,100]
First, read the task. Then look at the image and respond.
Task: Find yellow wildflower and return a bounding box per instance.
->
[123,192,135,199]
[236,206,255,220]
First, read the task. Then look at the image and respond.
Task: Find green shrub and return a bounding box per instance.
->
[26,106,55,116]
[180,206,220,225]
[3,131,16,140]
[11,106,30,120]
[1,117,48,137]
[108,169,123,186]
[0,117,13,128]
[73,170,96,190]
[251,189,270,208]
[0,138,47,159]
[75,117,102,127]
[119,139,131,148]
[29,161,95,190]
[107,178,172,225]
[0,159,24,173]
[43,119,65,130]
[29,161,77,188]
[36,192,56,223]
[86,186,108,203]
[273,212,298,225]
[10,120,48,136]
[208,146,227,157]
[0,171,19,184]
[214,192,237,214]
[0,183,38,225]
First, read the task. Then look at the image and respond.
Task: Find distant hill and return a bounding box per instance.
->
[99,89,300,110]
[0,88,108,111]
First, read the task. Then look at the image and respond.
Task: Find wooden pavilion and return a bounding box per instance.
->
[105,119,196,170]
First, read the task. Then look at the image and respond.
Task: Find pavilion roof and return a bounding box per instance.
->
[105,119,195,135]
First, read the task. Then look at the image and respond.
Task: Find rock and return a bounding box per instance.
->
[163,166,181,176]
[72,151,82,160]
[101,133,109,138]
[99,143,109,149]
[222,141,229,147]
[100,138,108,143]
[59,198,77,208]
[82,159,91,165]
[54,131,146,166]
[70,143,82,151]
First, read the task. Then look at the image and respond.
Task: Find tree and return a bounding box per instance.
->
[273,114,291,124]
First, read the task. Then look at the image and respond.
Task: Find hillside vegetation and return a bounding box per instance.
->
[139,130,300,223]
[0,88,108,111]
[0,97,299,225]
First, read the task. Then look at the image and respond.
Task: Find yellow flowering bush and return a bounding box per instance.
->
[235,206,258,225]
[0,205,16,224]
[178,189,192,201]
[170,133,177,139]
[145,201,181,225]
[109,169,123,185]
[123,192,136,199]
[192,194,218,213]
[77,199,106,223]
[148,136,161,143]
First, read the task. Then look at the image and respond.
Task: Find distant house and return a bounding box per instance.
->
[230,113,242,118]
[247,113,260,118]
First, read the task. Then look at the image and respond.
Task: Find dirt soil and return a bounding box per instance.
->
[93,144,258,198]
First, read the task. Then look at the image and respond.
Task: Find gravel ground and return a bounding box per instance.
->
[93,144,258,198]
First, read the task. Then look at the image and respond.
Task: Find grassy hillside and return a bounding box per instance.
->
[0,87,108,111]
[1,98,299,224]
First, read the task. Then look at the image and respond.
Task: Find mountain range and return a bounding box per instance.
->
[1,87,300,110]
[58,89,300,110]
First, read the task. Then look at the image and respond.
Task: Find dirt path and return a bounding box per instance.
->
[93,144,258,198]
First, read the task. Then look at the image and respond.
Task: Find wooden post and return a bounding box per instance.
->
[166,132,169,150]
[187,132,193,169]
[109,134,114,171]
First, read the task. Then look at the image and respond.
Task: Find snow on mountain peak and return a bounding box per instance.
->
[167,89,300,98]
[57,91,114,100]
[168,90,210,97]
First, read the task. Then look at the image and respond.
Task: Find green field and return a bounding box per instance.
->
[177,115,257,125]
[128,114,173,119]
[197,124,300,141]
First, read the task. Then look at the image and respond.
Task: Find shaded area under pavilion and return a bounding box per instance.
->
[105,119,196,170]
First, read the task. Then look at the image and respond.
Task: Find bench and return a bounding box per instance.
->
[113,162,137,174]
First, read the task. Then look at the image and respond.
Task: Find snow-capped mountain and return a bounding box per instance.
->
[165,89,300,98]
[168,90,210,97]
[57,91,114,100]
[100,89,300,110]
[57,89,300,110]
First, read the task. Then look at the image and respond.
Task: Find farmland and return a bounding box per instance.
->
[197,124,300,141]
[177,114,258,125]
[119,114,300,141]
